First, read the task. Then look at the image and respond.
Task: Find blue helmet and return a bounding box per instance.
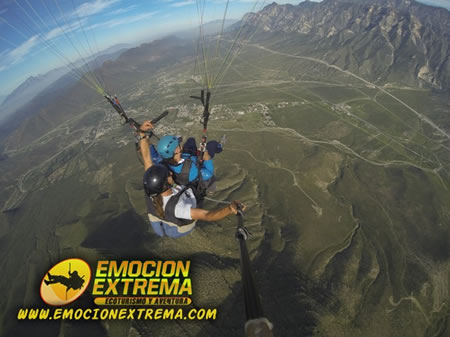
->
[157,135,179,159]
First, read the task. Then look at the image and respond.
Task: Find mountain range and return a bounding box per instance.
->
[0,68,69,121]
[0,43,130,123]
[238,0,449,90]
[0,36,193,148]
[0,2,449,337]
[2,0,449,148]
[175,19,238,39]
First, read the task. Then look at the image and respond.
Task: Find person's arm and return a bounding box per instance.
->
[200,155,214,179]
[190,201,244,221]
[139,121,154,170]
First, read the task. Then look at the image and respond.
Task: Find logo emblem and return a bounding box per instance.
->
[40,258,91,306]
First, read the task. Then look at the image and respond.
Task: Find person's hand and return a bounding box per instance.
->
[229,200,245,214]
[140,121,154,132]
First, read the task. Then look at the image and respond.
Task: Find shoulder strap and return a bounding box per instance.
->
[173,158,192,185]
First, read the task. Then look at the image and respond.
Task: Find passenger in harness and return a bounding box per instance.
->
[150,134,222,197]
[139,122,243,238]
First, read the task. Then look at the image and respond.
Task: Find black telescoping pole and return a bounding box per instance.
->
[203,90,211,132]
[235,211,274,337]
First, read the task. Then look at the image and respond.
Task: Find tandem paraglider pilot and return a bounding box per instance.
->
[138,121,244,238]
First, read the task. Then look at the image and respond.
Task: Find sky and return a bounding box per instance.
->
[0,0,448,97]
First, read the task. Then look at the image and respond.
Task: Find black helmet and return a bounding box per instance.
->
[143,164,170,197]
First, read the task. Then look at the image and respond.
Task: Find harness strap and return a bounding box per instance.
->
[174,158,193,186]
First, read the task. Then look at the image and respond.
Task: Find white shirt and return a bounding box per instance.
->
[161,185,197,220]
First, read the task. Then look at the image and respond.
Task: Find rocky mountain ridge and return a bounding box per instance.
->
[240,0,449,89]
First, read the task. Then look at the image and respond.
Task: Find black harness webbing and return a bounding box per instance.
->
[173,158,193,186]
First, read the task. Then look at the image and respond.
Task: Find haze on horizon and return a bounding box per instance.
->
[0,0,448,98]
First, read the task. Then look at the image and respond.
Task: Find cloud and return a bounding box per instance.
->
[9,35,39,60]
[171,1,196,7]
[75,0,120,17]
[45,21,82,41]
[107,11,159,27]
[0,35,39,73]
[107,5,137,16]
[86,11,158,30]
[0,48,10,59]
[0,19,77,74]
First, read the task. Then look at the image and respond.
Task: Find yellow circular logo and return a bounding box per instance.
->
[40,258,91,306]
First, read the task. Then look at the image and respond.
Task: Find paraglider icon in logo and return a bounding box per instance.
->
[40,258,91,306]
[44,266,85,300]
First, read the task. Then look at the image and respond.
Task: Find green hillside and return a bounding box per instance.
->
[0,27,448,337]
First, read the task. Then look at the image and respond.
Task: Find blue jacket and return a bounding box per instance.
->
[150,145,214,184]
[169,153,214,183]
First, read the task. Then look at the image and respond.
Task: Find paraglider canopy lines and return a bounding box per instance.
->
[211,0,267,91]
[6,0,108,96]
[0,14,94,94]
[42,0,105,94]
[67,0,109,93]
[214,0,230,61]
[24,0,102,92]
[196,0,211,89]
